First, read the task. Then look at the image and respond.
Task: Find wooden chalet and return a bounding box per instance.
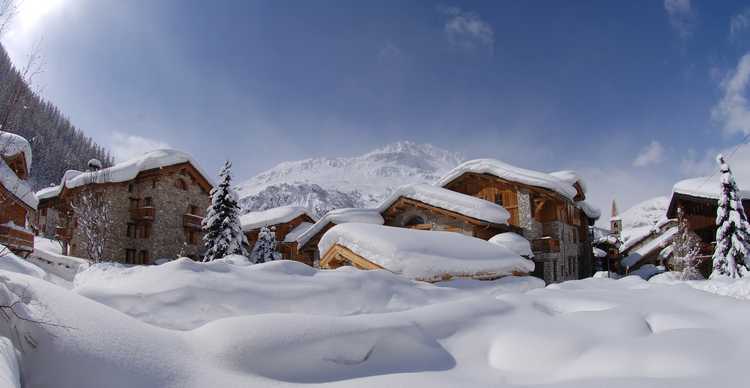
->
[240,206,316,263]
[295,208,383,266]
[0,132,37,255]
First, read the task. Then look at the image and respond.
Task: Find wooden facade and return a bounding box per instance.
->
[244,213,315,264]
[0,151,34,255]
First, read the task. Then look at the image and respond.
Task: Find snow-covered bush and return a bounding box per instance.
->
[671,207,703,280]
[250,226,281,263]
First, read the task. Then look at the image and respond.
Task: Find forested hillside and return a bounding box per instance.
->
[0,43,112,189]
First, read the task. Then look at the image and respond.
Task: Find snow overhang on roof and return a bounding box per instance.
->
[318,223,534,281]
[377,183,510,225]
[0,158,37,209]
[240,206,314,232]
[296,208,384,247]
[0,131,32,168]
[36,149,213,201]
[437,159,579,200]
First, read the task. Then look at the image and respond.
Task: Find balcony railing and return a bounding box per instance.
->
[531,237,561,253]
[183,213,203,229]
[0,224,34,252]
[129,207,155,221]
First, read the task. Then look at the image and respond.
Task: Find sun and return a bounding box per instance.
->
[15,0,65,32]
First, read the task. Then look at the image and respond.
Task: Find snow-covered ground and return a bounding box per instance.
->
[3,254,750,387]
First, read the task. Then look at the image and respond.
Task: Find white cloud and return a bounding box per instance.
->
[711,53,750,135]
[633,141,665,167]
[730,8,750,39]
[680,142,750,182]
[110,131,171,162]
[664,0,694,38]
[438,5,494,50]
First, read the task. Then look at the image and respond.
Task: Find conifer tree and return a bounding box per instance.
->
[251,226,282,263]
[711,154,750,278]
[202,161,248,262]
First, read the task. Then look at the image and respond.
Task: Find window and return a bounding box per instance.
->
[138,250,149,265]
[139,223,151,239]
[186,229,200,245]
[128,183,134,193]
[143,197,153,207]
[176,179,187,191]
[494,193,503,206]
[152,179,157,189]
[125,249,136,264]
[126,223,136,238]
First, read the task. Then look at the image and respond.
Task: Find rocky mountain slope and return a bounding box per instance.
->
[236,141,464,217]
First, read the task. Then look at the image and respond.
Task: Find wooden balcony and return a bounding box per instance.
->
[55,225,72,241]
[531,237,561,253]
[129,207,155,221]
[0,224,34,253]
[183,213,203,229]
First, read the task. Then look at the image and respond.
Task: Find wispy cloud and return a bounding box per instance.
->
[438,5,494,50]
[664,0,695,39]
[110,131,171,162]
[711,53,750,135]
[730,8,750,40]
[633,140,665,167]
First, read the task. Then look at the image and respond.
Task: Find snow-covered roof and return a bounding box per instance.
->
[621,226,678,269]
[488,232,533,258]
[549,170,587,194]
[296,208,384,246]
[377,183,510,225]
[319,223,535,281]
[437,159,579,200]
[576,200,601,220]
[672,175,750,201]
[240,206,314,232]
[36,149,211,201]
[0,131,32,168]
[0,158,37,209]
[283,222,314,243]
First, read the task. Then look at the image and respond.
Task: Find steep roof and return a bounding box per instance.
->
[0,158,37,209]
[36,149,212,201]
[0,131,32,168]
[377,183,510,225]
[239,206,315,232]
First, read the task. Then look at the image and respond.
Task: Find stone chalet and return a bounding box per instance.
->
[35,149,212,264]
[0,132,38,255]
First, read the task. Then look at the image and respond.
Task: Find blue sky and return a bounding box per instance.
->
[3,0,750,222]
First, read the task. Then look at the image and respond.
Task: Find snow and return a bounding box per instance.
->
[437,158,579,200]
[29,240,89,282]
[0,244,47,279]
[576,199,601,220]
[621,226,678,269]
[36,149,212,200]
[627,264,666,280]
[6,263,750,387]
[239,206,314,232]
[0,337,20,388]
[651,271,750,300]
[283,221,313,242]
[0,158,37,209]
[489,232,533,258]
[592,246,607,258]
[0,131,32,168]
[673,175,750,200]
[318,223,535,281]
[296,208,384,246]
[549,170,587,194]
[377,183,510,224]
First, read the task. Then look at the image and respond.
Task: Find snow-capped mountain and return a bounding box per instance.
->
[620,196,670,231]
[237,141,464,218]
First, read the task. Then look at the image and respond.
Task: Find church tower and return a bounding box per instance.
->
[610,200,622,236]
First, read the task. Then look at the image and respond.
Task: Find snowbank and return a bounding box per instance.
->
[29,245,89,282]
[489,232,533,257]
[377,183,510,224]
[0,337,20,388]
[319,223,534,281]
[437,158,579,200]
[6,266,750,387]
[36,149,212,200]
[0,244,47,279]
[650,272,750,300]
[296,208,384,246]
[239,206,314,231]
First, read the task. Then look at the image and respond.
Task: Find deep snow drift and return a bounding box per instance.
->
[5,256,750,388]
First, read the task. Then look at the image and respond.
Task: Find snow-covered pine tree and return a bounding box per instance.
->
[672,206,703,280]
[711,154,750,278]
[251,226,282,263]
[202,161,249,262]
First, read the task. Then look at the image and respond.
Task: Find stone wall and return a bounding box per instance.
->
[385,206,474,236]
